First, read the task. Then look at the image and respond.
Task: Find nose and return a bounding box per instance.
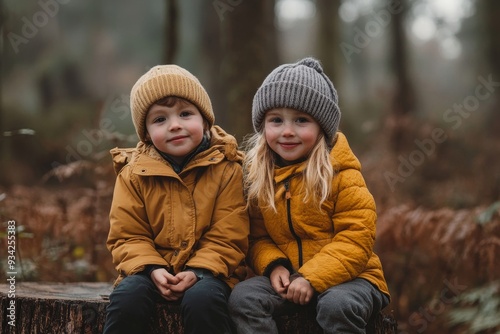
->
[282,122,295,137]
[168,117,181,131]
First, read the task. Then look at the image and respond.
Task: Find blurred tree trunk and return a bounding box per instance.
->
[388,0,415,152]
[218,0,280,142]
[164,0,178,63]
[481,0,500,137]
[316,0,341,85]
[199,1,224,129]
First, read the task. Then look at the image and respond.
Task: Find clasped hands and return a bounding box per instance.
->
[270,265,314,305]
[150,268,198,301]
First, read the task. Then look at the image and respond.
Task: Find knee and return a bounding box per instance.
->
[182,279,230,313]
[183,291,221,313]
[317,288,370,321]
[228,281,250,308]
[319,294,355,316]
[228,287,247,317]
[108,275,155,315]
[228,279,266,313]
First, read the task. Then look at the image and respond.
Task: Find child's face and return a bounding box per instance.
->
[145,100,205,164]
[264,108,321,165]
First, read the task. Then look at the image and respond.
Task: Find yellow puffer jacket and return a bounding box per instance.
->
[248,133,390,298]
[107,126,249,288]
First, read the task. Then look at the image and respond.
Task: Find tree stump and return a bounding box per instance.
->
[1,282,397,333]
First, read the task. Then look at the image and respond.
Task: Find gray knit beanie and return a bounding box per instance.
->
[252,57,341,146]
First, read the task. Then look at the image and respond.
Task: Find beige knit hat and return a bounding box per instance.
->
[130,65,214,142]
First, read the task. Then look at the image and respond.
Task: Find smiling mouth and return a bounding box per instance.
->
[169,136,188,142]
[279,142,299,149]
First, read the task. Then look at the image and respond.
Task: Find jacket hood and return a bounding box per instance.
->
[110,125,243,175]
[209,125,244,163]
[330,132,361,172]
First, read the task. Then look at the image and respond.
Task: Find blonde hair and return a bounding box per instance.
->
[243,131,335,211]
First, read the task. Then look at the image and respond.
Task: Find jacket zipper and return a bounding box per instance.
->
[284,179,303,268]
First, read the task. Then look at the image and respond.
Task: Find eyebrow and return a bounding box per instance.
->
[266,111,281,117]
[147,108,162,116]
[145,108,166,121]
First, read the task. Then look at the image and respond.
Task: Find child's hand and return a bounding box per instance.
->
[269,265,290,297]
[286,276,314,305]
[168,271,198,295]
[150,268,182,301]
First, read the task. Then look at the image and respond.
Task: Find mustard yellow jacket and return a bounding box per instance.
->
[107,126,249,288]
[248,133,390,298]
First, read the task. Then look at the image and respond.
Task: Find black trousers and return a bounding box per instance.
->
[103,271,233,334]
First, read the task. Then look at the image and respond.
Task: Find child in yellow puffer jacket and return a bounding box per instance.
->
[228,57,390,334]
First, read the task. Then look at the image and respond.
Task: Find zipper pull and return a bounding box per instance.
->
[284,180,291,199]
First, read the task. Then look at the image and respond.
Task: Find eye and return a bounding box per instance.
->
[153,116,166,123]
[267,116,282,124]
[180,110,193,118]
[296,117,310,123]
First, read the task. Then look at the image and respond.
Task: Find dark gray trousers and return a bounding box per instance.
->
[228,276,389,334]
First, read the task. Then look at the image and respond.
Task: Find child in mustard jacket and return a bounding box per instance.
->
[228,57,390,333]
[104,65,249,334]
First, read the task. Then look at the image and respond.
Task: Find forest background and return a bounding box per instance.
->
[1,0,499,333]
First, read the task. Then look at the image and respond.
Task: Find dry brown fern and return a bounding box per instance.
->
[376,203,500,332]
